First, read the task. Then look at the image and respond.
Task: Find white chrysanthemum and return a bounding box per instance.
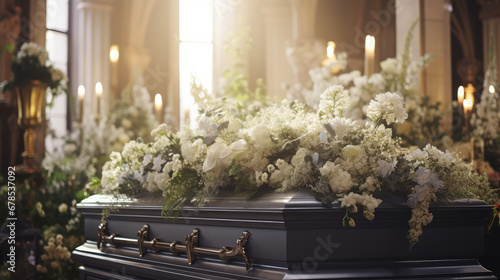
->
[367,92,408,124]
[342,145,362,161]
[327,117,356,140]
[318,85,349,119]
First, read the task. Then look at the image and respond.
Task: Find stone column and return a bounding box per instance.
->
[480,0,500,83]
[74,0,114,121]
[261,2,294,100]
[123,0,154,84]
[286,0,323,86]
[396,0,452,116]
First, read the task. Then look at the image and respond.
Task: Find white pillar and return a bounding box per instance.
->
[286,0,323,86]
[482,19,500,83]
[213,0,251,96]
[396,0,452,112]
[261,3,294,100]
[74,0,114,121]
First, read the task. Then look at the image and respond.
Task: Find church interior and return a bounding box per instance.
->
[1,0,500,279]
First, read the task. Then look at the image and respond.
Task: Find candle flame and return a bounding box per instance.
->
[365,35,375,52]
[327,41,336,60]
[78,85,85,101]
[490,85,495,94]
[154,93,162,109]
[458,86,464,102]
[95,82,103,97]
[110,45,119,63]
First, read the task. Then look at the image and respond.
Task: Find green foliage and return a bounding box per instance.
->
[161,168,204,219]
[220,23,267,104]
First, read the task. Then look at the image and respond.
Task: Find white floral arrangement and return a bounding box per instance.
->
[2,42,67,104]
[286,23,440,147]
[98,83,493,247]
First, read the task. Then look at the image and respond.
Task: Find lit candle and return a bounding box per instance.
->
[464,83,475,109]
[78,85,85,123]
[109,45,119,98]
[490,85,495,94]
[327,41,336,61]
[95,82,103,119]
[458,86,464,114]
[154,93,163,123]
[463,99,473,114]
[364,35,375,77]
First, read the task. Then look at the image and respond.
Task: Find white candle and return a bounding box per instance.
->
[154,93,163,123]
[464,83,475,109]
[327,41,336,61]
[457,86,464,114]
[364,35,375,77]
[109,45,119,97]
[78,85,85,123]
[95,82,103,119]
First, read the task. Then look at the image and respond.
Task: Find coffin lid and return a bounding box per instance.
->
[78,189,491,230]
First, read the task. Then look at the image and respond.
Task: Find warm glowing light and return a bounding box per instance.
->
[365,35,375,52]
[95,82,103,97]
[463,99,473,113]
[490,85,495,94]
[464,83,475,105]
[364,35,375,77]
[327,41,336,60]
[109,45,119,63]
[78,85,85,101]
[155,93,162,111]
[457,86,464,107]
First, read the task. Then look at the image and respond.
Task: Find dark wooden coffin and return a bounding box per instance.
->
[73,189,496,279]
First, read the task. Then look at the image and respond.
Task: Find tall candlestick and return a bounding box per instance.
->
[109,45,119,98]
[154,93,163,123]
[78,85,85,123]
[364,35,375,77]
[457,86,464,115]
[95,82,102,121]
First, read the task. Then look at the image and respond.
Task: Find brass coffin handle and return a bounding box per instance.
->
[97,222,251,271]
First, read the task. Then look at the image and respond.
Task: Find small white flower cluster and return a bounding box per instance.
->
[318,85,349,119]
[37,234,72,274]
[17,42,49,66]
[367,92,408,125]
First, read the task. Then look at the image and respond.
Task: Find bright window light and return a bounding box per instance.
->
[179,0,213,126]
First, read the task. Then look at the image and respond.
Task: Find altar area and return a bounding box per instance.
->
[1,0,500,279]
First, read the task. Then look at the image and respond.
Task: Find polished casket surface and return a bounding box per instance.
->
[73,189,496,279]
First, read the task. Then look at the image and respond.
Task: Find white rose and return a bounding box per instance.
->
[58,203,68,213]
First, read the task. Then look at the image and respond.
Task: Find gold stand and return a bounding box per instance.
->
[15,80,47,174]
